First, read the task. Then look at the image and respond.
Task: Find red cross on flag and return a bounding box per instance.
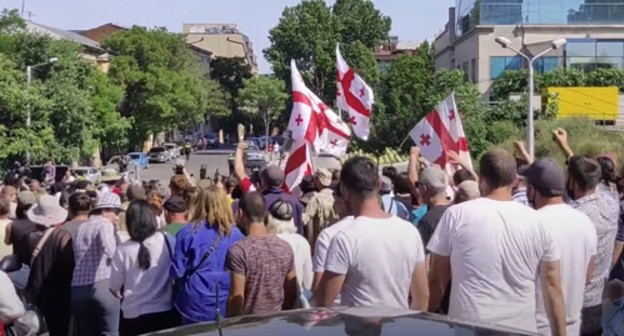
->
[287,60,322,154]
[336,44,374,141]
[408,93,473,173]
[314,99,351,157]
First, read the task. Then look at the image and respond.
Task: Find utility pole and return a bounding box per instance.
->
[20,0,26,18]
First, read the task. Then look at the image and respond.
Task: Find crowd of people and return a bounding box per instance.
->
[0,129,621,336]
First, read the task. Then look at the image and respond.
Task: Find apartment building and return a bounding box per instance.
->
[183,23,258,73]
[435,0,624,99]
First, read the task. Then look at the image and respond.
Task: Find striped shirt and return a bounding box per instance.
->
[512,187,529,207]
[71,215,117,287]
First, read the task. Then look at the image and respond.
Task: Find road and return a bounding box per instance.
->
[140,149,406,182]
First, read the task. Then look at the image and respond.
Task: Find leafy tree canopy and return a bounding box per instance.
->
[238,76,288,139]
[104,26,208,145]
[265,0,389,104]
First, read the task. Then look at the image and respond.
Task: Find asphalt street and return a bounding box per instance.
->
[139,149,405,182]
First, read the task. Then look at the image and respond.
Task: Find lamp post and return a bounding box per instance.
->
[25,57,58,164]
[494,37,566,160]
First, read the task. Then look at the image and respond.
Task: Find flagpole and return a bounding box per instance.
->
[398,133,411,150]
[308,142,317,172]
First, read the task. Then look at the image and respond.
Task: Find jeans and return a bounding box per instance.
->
[71,279,120,336]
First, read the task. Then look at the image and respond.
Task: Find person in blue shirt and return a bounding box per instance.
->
[171,186,244,325]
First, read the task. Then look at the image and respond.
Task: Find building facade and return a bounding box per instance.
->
[183,23,258,73]
[27,21,111,73]
[374,36,421,71]
[435,0,624,99]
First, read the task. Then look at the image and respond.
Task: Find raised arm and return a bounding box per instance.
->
[234,142,248,182]
[447,150,477,181]
[408,146,421,186]
[552,128,574,160]
[514,141,534,165]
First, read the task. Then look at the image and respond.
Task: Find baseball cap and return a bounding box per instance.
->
[519,158,565,197]
[268,200,294,221]
[419,166,448,193]
[164,196,188,213]
[315,168,332,187]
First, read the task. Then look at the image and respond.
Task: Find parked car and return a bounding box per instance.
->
[105,154,134,173]
[128,152,149,170]
[243,144,264,161]
[148,147,169,163]
[28,165,69,183]
[72,166,101,184]
[271,135,286,146]
[164,143,181,159]
[205,133,220,149]
[146,306,533,336]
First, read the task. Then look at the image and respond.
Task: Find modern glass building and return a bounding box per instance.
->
[457,0,624,36]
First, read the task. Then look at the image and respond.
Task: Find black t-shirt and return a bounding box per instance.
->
[418,204,450,252]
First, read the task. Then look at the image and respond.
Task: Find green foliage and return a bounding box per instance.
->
[0,12,128,165]
[209,57,253,133]
[265,0,388,104]
[497,118,624,167]
[104,26,208,145]
[490,70,527,101]
[333,0,391,50]
[586,68,624,91]
[537,68,587,89]
[238,76,289,138]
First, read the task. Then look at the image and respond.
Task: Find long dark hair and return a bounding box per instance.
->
[126,200,157,270]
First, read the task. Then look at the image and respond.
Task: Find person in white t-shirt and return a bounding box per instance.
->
[110,200,179,335]
[312,181,354,293]
[520,158,597,336]
[427,149,566,336]
[316,157,428,310]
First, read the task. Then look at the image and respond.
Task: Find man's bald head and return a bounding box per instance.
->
[479,148,517,191]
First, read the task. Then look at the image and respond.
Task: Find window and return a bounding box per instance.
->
[462,61,469,81]
[490,56,522,80]
[565,39,624,72]
[534,56,559,74]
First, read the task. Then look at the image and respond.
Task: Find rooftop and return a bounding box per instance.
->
[27,21,104,52]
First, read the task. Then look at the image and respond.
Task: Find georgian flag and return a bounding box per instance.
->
[408,93,472,173]
[336,44,374,141]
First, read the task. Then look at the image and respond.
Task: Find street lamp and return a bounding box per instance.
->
[25,57,58,164]
[494,37,566,160]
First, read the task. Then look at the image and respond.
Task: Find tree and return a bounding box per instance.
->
[0,11,129,165]
[104,26,208,146]
[333,0,391,50]
[265,0,339,102]
[209,57,253,133]
[238,76,288,147]
[265,0,389,104]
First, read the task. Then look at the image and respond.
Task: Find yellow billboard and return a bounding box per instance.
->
[547,86,619,121]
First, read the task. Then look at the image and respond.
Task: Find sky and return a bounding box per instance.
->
[4,0,454,73]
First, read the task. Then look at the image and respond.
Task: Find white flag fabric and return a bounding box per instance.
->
[317,102,351,157]
[287,60,322,153]
[436,94,473,171]
[409,115,446,167]
[284,140,312,192]
[336,44,374,141]
[408,93,472,174]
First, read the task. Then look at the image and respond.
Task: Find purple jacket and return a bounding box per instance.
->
[262,188,304,234]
